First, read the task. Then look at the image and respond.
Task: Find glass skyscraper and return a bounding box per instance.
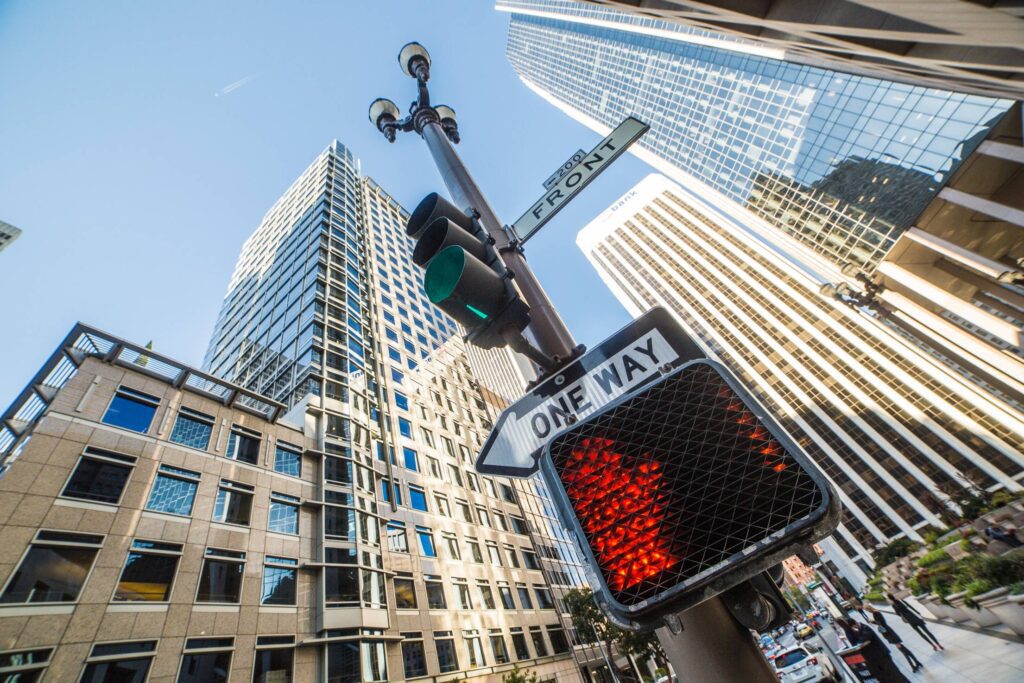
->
[497,0,1012,272]
[578,174,1024,584]
[202,141,585,681]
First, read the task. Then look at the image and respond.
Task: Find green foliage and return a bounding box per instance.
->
[561,588,665,664]
[907,577,923,595]
[921,526,952,547]
[863,591,885,602]
[917,548,951,568]
[873,537,921,566]
[502,664,540,683]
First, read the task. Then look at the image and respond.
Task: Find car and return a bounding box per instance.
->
[772,646,835,682]
[795,622,814,640]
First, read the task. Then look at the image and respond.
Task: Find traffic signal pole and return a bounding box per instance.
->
[418,119,578,363]
[658,600,777,682]
[371,42,784,683]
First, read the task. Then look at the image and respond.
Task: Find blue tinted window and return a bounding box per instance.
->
[273,445,301,477]
[409,487,428,512]
[385,328,398,342]
[262,559,297,606]
[399,418,412,438]
[395,392,409,411]
[383,311,396,324]
[391,369,404,385]
[269,495,299,535]
[403,448,418,472]
[146,466,200,516]
[417,528,436,557]
[388,347,402,362]
[169,409,213,450]
[103,388,159,433]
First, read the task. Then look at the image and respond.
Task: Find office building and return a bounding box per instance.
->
[576,0,1024,100]
[0,141,582,681]
[498,0,1013,274]
[0,220,21,253]
[577,174,1024,584]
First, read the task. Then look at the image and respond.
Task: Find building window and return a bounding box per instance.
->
[253,637,294,683]
[465,472,479,492]
[510,516,529,535]
[416,527,436,557]
[394,576,417,609]
[268,492,300,535]
[443,533,461,560]
[476,507,490,528]
[499,483,517,503]
[489,630,510,665]
[456,500,473,523]
[178,637,233,683]
[434,631,459,673]
[0,647,52,681]
[467,539,483,564]
[0,530,102,604]
[401,635,427,678]
[79,641,156,683]
[169,407,214,450]
[497,582,515,610]
[394,392,409,411]
[225,426,261,464]
[261,556,297,606]
[402,447,418,472]
[102,387,159,433]
[477,581,495,609]
[486,541,502,566]
[386,522,408,553]
[511,629,530,660]
[523,550,541,571]
[421,429,435,448]
[425,575,446,609]
[113,540,182,602]
[517,583,534,610]
[408,486,428,512]
[61,447,136,505]
[324,549,359,606]
[146,465,200,516]
[465,632,485,668]
[326,642,387,683]
[434,494,451,517]
[530,627,548,657]
[213,479,254,527]
[534,585,555,610]
[547,627,569,654]
[453,579,472,610]
[273,442,302,477]
[196,548,245,603]
[398,417,412,438]
[505,544,520,568]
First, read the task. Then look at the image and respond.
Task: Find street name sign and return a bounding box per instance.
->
[476,307,702,477]
[542,148,586,190]
[512,116,649,243]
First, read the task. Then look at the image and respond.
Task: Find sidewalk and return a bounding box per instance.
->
[836,611,1024,682]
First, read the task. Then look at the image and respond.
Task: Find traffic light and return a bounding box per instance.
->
[542,359,838,629]
[407,193,530,350]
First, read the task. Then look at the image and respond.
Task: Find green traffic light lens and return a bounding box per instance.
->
[423,245,466,305]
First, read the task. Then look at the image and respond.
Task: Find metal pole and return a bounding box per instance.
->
[419,120,577,361]
[656,598,777,683]
[589,621,621,683]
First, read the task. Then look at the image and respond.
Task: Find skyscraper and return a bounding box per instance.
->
[498,0,1013,274]
[577,173,1024,584]
[0,220,21,253]
[574,0,1024,100]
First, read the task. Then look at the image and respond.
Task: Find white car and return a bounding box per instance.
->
[772,646,835,683]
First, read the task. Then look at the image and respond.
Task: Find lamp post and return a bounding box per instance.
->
[368,42,579,369]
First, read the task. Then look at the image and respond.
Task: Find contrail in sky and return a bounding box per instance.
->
[215,74,256,97]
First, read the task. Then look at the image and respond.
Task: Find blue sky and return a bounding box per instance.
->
[0,0,650,406]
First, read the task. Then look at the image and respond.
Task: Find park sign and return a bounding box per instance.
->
[475,307,702,477]
[512,116,649,243]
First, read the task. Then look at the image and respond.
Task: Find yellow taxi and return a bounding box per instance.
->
[795,622,814,640]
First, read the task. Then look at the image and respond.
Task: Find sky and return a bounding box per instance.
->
[0,0,650,408]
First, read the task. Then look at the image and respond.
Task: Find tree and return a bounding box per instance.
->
[502,663,540,683]
[562,587,669,678]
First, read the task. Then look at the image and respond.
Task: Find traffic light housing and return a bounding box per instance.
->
[542,358,838,629]
[407,193,530,350]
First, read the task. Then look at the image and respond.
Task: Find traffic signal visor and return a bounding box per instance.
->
[544,359,838,627]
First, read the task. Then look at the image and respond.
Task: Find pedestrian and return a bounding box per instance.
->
[836,617,910,683]
[886,593,944,651]
[870,607,922,673]
[984,524,1023,548]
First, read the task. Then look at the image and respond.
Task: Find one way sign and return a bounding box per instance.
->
[476,307,702,477]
